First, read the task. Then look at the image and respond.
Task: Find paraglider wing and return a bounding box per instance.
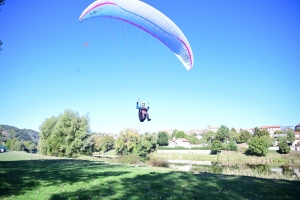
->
[79,0,193,70]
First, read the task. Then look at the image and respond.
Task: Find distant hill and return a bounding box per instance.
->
[0,125,39,143]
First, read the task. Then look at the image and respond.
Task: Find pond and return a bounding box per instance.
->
[169,160,300,181]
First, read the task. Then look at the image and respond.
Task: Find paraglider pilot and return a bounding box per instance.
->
[136,101,151,122]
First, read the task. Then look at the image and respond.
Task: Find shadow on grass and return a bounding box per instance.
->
[49,170,300,200]
[0,159,129,198]
[1,159,300,200]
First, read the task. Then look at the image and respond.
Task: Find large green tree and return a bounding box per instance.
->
[211,140,222,153]
[215,125,229,142]
[286,130,295,144]
[247,136,271,156]
[38,109,92,158]
[279,141,290,154]
[201,130,216,144]
[175,131,186,139]
[137,133,157,161]
[115,128,139,155]
[157,132,169,146]
[98,135,115,152]
[237,130,252,143]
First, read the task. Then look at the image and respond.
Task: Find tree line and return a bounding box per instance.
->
[1,109,296,159]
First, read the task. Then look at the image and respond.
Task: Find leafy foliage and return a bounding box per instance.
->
[215,125,229,142]
[38,109,92,158]
[227,141,238,151]
[286,130,295,144]
[279,141,290,154]
[201,130,216,144]
[211,140,222,153]
[253,127,270,137]
[237,130,252,144]
[98,135,115,153]
[157,132,169,146]
[186,135,200,144]
[247,136,271,156]
[115,128,139,155]
[137,133,157,161]
[175,131,186,139]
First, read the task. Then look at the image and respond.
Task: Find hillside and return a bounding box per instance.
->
[0,125,39,143]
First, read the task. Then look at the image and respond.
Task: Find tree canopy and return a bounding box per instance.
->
[157,132,169,146]
[38,109,92,158]
[215,125,229,142]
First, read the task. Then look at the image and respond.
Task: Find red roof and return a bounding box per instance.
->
[178,138,189,142]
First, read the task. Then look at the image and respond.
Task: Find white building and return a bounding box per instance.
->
[168,138,191,148]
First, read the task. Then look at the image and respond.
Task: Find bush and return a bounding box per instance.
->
[247,136,270,156]
[279,141,290,154]
[227,141,238,151]
[114,154,142,165]
[146,157,169,168]
[211,140,222,153]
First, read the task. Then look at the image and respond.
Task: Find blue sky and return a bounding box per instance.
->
[0,0,299,134]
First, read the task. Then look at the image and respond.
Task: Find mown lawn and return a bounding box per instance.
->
[0,151,299,200]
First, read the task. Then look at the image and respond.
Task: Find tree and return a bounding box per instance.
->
[228,130,239,142]
[279,141,290,154]
[201,130,216,144]
[99,135,115,152]
[286,130,295,144]
[237,130,252,143]
[38,109,92,158]
[137,133,157,161]
[259,129,270,137]
[253,127,261,137]
[227,141,237,151]
[93,135,101,151]
[247,136,271,156]
[215,125,229,143]
[211,140,222,153]
[157,132,169,146]
[253,127,270,137]
[115,128,139,155]
[175,131,186,139]
[27,143,37,153]
[186,135,199,144]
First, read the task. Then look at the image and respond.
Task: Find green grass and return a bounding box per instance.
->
[155,150,300,165]
[0,151,300,200]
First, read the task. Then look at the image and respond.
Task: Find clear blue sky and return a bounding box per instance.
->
[0,0,299,134]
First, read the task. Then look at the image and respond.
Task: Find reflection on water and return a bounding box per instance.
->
[169,161,300,181]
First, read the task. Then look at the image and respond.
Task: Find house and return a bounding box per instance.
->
[293,123,300,146]
[206,126,219,133]
[175,138,191,148]
[260,125,281,136]
[168,138,191,148]
[168,139,176,147]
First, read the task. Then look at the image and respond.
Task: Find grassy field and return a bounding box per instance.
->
[0,151,300,200]
[154,150,300,165]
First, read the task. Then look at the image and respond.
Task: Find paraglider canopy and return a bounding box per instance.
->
[79,0,193,70]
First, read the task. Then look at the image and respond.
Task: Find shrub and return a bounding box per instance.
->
[228,141,238,151]
[211,140,222,153]
[114,154,142,165]
[146,157,169,168]
[279,141,291,154]
[246,136,271,156]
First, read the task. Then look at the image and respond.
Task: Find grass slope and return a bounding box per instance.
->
[0,151,299,200]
